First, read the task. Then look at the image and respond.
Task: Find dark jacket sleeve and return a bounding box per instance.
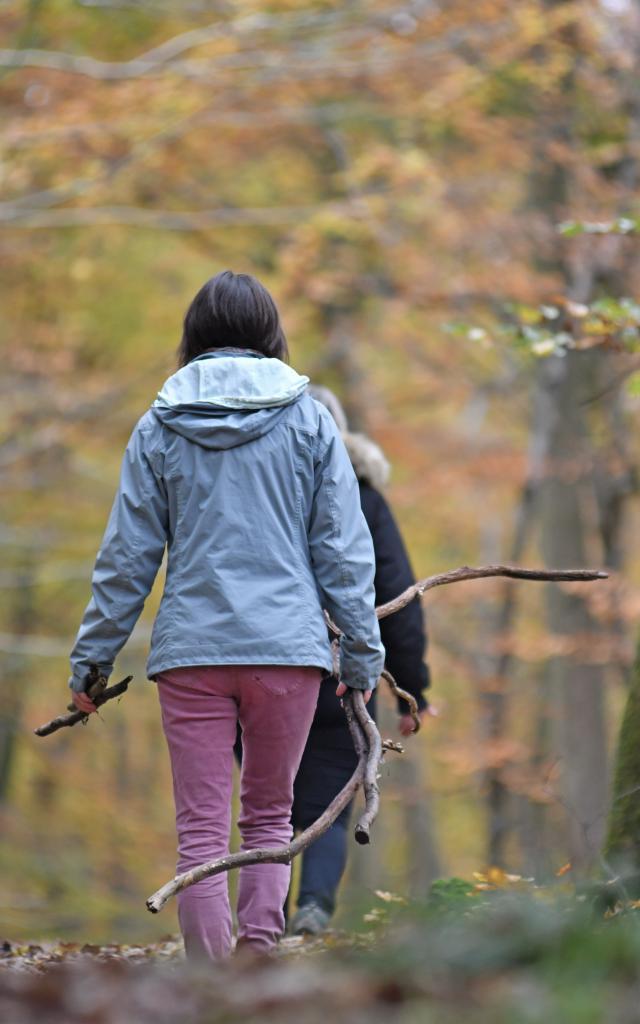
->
[359,483,430,713]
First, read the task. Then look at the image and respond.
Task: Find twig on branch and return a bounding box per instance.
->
[382,668,421,733]
[382,738,404,753]
[34,676,132,736]
[376,564,608,620]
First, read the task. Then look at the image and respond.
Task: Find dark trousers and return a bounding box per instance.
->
[291,746,355,914]
[290,677,377,915]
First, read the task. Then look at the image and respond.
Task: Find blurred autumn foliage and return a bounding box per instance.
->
[2,0,640,947]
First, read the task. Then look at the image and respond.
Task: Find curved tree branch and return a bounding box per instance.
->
[382,668,421,733]
[147,736,369,914]
[376,565,608,620]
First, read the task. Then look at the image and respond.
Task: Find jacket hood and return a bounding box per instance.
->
[152,350,309,450]
[343,431,390,490]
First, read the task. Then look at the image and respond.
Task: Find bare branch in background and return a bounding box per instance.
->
[376,565,608,620]
[0,23,510,82]
[0,201,359,230]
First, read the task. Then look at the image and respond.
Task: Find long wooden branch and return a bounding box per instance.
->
[376,565,608,620]
[147,693,371,914]
[146,690,404,912]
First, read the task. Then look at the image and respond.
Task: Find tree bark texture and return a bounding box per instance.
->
[605,632,640,872]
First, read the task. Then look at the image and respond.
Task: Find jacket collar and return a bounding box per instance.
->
[190,348,264,363]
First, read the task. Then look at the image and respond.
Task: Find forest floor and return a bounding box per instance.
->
[2,879,640,1024]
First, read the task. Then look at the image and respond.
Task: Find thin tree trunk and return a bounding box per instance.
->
[481,481,540,867]
[397,751,443,893]
[0,563,35,803]
[537,352,610,870]
[605,631,640,872]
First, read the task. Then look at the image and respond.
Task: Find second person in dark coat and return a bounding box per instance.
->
[289,387,432,935]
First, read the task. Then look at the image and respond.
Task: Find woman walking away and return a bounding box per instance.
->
[68,272,384,961]
[288,386,433,937]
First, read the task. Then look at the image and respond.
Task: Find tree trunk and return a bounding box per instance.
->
[537,352,610,871]
[0,563,36,803]
[397,750,443,894]
[605,632,640,872]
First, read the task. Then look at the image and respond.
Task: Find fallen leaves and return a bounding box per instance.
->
[556,862,572,877]
[0,933,390,1024]
[0,936,184,972]
[5,877,640,1024]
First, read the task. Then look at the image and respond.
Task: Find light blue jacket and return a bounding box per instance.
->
[69,350,384,693]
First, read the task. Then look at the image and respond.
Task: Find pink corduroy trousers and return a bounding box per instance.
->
[156,664,322,960]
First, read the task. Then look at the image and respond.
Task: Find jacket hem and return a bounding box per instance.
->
[146,646,334,681]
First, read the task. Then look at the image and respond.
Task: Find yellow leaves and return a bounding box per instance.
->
[363,891,407,924]
[349,145,442,200]
[374,890,407,904]
[604,899,640,919]
[472,867,531,891]
[531,339,556,357]
[363,908,386,923]
[518,305,545,325]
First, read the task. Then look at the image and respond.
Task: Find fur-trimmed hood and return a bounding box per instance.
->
[342,431,390,490]
[307,386,390,490]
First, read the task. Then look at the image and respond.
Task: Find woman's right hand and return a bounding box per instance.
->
[335,681,373,705]
[72,690,98,714]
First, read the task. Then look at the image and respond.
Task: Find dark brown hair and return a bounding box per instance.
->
[177,270,288,367]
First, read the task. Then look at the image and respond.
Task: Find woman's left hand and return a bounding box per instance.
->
[72,690,98,714]
[398,704,439,736]
[336,681,373,705]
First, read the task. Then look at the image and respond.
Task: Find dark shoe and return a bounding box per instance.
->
[288,901,330,936]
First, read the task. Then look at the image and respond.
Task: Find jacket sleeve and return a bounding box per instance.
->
[68,418,168,692]
[307,410,385,691]
[364,487,431,713]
